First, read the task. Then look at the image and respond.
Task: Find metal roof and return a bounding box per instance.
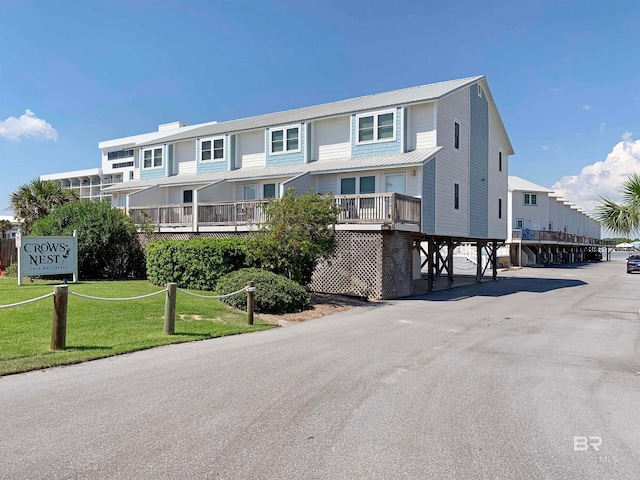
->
[101,147,441,193]
[508,176,553,193]
[100,76,485,149]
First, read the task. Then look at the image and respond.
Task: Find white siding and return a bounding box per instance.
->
[487,108,509,239]
[511,190,549,231]
[198,182,233,203]
[237,130,265,169]
[435,90,470,237]
[317,174,338,195]
[312,116,350,161]
[174,140,197,176]
[408,103,436,151]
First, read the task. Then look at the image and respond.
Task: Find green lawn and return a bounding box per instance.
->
[0,278,275,375]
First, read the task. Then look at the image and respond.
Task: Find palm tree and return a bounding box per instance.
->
[9,179,77,233]
[0,219,11,239]
[596,173,640,236]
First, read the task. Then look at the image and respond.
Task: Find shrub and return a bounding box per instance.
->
[2,263,17,278]
[216,268,310,314]
[146,237,247,290]
[31,201,145,279]
[246,188,338,286]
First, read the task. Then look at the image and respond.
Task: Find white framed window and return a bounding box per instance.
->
[142,147,163,169]
[270,125,300,154]
[516,218,524,229]
[243,184,257,200]
[201,137,224,161]
[263,183,276,199]
[356,109,396,144]
[524,193,538,206]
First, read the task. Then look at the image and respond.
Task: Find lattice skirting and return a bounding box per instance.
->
[140,230,415,300]
[310,231,414,300]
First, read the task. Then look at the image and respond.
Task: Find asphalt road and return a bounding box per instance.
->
[1,257,639,479]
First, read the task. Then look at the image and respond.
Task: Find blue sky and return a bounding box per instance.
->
[1,0,640,214]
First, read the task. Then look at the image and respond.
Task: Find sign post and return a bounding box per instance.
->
[17,234,78,286]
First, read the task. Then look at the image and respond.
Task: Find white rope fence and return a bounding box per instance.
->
[2,281,257,349]
[0,292,55,309]
[68,289,168,301]
[177,286,251,299]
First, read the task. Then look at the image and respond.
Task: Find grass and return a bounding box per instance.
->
[0,277,275,376]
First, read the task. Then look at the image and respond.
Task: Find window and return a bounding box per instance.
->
[112,161,134,169]
[201,138,224,161]
[356,110,396,144]
[359,176,375,194]
[143,147,163,168]
[498,198,502,219]
[183,190,193,203]
[454,122,460,149]
[340,177,356,195]
[359,176,376,208]
[516,218,524,229]
[270,126,300,154]
[243,185,256,200]
[263,183,276,199]
[524,193,538,205]
[107,149,134,161]
[129,171,134,180]
[454,183,459,210]
[499,152,502,172]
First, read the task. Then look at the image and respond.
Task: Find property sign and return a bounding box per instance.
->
[18,235,78,281]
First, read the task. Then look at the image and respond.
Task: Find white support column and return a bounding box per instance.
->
[193,188,199,232]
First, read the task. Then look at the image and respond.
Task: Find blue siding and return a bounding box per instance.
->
[266,124,305,167]
[469,85,489,238]
[351,108,402,158]
[139,145,168,180]
[197,136,230,174]
[422,158,436,234]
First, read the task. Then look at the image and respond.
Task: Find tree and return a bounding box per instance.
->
[246,189,339,286]
[0,219,11,239]
[596,173,640,236]
[9,179,77,233]
[31,200,145,279]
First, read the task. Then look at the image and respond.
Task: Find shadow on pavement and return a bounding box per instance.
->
[410,276,587,301]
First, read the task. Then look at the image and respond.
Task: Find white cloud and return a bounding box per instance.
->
[622,131,633,140]
[541,145,549,151]
[599,122,606,134]
[551,135,640,214]
[581,104,591,111]
[0,109,58,141]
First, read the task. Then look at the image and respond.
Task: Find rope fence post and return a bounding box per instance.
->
[247,281,255,325]
[164,283,177,335]
[51,285,68,350]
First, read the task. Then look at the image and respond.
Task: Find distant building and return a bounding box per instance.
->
[0,215,19,239]
[507,176,601,265]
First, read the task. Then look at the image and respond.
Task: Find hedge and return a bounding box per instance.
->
[146,238,247,290]
[216,268,310,314]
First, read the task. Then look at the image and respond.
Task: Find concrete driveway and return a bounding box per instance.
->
[1,258,639,479]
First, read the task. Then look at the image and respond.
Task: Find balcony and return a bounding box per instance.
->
[129,193,421,231]
[512,229,603,245]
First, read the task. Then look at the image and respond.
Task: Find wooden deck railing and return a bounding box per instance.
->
[129,193,421,229]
